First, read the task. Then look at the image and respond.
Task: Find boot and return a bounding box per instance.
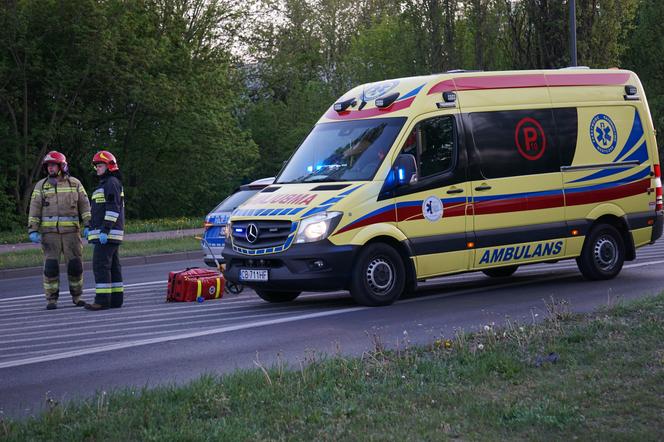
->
[84,303,109,311]
[46,302,57,310]
[72,296,85,307]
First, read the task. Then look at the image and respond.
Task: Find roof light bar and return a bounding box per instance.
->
[333,98,357,112]
[624,84,639,101]
[375,92,400,108]
[436,91,457,109]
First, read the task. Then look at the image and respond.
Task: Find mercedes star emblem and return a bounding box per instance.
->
[246,223,259,243]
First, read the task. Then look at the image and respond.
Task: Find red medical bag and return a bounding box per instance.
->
[166,268,225,302]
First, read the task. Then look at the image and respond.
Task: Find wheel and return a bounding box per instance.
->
[349,243,406,306]
[254,289,301,303]
[576,223,625,280]
[482,265,518,278]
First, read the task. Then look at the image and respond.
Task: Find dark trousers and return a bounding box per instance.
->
[92,243,123,307]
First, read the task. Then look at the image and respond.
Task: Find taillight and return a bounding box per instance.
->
[654,164,662,211]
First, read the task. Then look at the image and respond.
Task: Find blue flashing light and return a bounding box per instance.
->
[307,165,313,173]
[398,168,405,181]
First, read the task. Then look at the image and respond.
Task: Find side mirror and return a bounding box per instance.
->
[380,154,418,196]
[395,154,418,185]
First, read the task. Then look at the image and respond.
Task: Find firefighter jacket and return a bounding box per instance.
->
[88,173,125,243]
[28,175,91,234]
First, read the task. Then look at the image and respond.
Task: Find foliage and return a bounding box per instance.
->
[1,0,660,228]
[0,236,199,269]
[0,0,257,224]
[622,0,664,161]
[0,216,201,244]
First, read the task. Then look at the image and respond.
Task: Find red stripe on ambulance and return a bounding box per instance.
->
[428,72,631,95]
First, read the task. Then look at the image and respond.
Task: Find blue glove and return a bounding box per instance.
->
[83,227,89,239]
[29,232,41,243]
[99,232,108,244]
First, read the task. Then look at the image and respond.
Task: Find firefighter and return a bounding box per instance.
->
[85,150,125,311]
[28,151,91,310]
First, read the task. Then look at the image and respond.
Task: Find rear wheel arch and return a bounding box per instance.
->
[588,215,635,261]
[576,222,626,280]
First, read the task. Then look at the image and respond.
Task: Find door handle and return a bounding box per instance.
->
[446,188,463,194]
[474,185,492,191]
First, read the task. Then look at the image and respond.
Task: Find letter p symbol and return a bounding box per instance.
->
[524,127,538,151]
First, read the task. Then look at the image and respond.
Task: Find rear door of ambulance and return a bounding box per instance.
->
[464,82,569,268]
[552,86,655,252]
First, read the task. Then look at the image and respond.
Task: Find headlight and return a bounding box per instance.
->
[294,212,343,244]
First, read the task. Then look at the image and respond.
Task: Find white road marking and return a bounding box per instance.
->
[0,306,368,368]
[0,280,168,302]
[0,303,338,337]
[0,309,316,349]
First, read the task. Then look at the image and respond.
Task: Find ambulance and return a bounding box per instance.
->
[222,68,663,306]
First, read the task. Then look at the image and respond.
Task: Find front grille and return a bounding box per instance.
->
[231,220,294,249]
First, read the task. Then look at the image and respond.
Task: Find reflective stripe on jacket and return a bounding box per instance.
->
[89,174,125,244]
[27,176,91,234]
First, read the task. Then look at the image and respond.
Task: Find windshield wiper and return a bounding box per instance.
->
[302,176,344,183]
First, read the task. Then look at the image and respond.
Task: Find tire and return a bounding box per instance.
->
[225,280,244,294]
[349,243,406,306]
[482,265,518,278]
[254,289,301,303]
[576,223,625,280]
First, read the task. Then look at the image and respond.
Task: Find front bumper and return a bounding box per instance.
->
[651,210,663,243]
[222,240,360,291]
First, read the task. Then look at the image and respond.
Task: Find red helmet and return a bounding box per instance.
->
[42,151,68,174]
[92,150,119,172]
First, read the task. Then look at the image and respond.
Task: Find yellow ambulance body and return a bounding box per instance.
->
[223,69,663,306]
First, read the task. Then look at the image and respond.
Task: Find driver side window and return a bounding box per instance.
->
[400,115,456,181]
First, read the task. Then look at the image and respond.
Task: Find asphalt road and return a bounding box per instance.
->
[1,243,663,419]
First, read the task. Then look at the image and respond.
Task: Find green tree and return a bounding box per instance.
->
[341,15,422,85]
[576,0,638,67]
[622,0,664,161]
[0,0,258,224]
[243,0,360,177]
[0,0,109,214]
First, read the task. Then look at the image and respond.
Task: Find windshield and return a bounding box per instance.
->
[277,117,406,183]
[212,189,262,213]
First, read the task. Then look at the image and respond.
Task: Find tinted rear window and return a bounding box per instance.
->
[469,108,577,178]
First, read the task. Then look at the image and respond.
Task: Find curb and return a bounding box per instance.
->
[0,250,204,280]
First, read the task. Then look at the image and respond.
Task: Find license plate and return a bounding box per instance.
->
[239,269,269,281]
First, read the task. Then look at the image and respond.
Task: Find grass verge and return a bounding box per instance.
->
[0,237,200,269]
[2,294,663,440]
[0,217,201,245]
